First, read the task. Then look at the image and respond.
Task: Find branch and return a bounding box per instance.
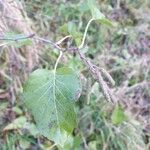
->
[33,36,65,51]
[77,49,116,103]
[0,34,35,41]
[0,33,65,51]
[0,33,116,103]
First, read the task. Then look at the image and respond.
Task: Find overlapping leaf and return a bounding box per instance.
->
[23,67,81,145]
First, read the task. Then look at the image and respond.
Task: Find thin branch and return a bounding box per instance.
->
[0,33,35,41]
[56,35,72,45]
[0,32,116,103]
[125,81,150,93]
[0,34,67,52]
[34,36,65,52]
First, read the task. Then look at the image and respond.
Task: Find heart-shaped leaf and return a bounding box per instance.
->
[87,0,116,27]
[23,67,81,146]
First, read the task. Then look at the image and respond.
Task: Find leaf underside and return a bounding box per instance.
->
[23,67,81,145]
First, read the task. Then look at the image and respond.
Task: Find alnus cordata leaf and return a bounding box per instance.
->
[23,67,82,146]
[87,0,116,27]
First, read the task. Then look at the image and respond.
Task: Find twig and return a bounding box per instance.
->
[34,36,65,52]
[0,32,116,103]
[0,33,35,41]
[0,34,66,51]
[125,81,150,93]
[56,35,72,45]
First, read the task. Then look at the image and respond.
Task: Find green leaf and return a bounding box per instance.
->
[87,0,116,27]
[57,136,81,150]
[12,106,23,115]
[23,67,81,146]
[87,0,104,19]
[97,18,116,27]
[91,7,105,20]
[24,123,39,137]
[67,22,82,46]
[59,23,68,35]
[111,105,126,125]
[79,1,90,13]
[19,139,30,149]
[3,116,27,131]
[59,22,82,46]
[87,0,96,9]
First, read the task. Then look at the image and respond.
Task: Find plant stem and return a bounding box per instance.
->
[54,51,63,73]
[79,18,94,49]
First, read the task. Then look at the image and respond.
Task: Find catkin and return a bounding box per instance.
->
[100,68,115,86]
[97,72,112,102]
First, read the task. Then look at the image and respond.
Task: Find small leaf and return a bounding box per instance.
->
[12,106,23,115]
[19,139,30,149]
[59,23,68,34]
[3,116,27,131]
[87,0,116,27]
[67,22,82,46]
[24,123,39,137]
[79,1,90,13]
[87,0,96,9]
[59,23,82,46]
[91,7,105,20]
[87,0,104,19]
[23,67,82,146]
[111,105,126,125]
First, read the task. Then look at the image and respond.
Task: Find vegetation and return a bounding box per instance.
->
[0,0,150,149]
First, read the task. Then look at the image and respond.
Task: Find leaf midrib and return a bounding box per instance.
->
[53,71,60,129]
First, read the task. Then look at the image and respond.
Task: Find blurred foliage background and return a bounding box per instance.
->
[0,0,150,149]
